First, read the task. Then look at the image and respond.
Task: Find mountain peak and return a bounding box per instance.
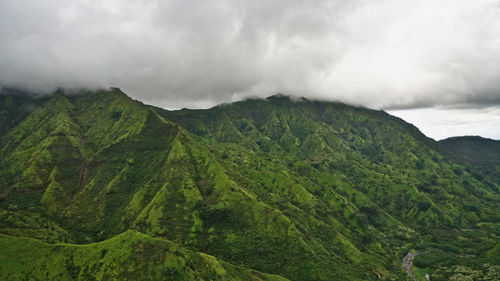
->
[265,93,309,103]
[441,135,499,143]
[44,88,74,112]
[52,88,66,97]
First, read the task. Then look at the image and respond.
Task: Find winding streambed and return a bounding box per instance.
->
[402,252,419,280]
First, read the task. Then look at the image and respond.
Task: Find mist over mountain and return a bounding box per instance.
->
[0,88,499,280]
[2,0,500,112]
[2,0,500,279]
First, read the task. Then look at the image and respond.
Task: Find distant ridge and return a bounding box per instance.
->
[439,135,500,164]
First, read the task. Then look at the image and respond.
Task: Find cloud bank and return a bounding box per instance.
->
[1,0,500,109]
[389,107,500,140]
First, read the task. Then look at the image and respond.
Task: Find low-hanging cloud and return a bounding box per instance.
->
[1,0,500,109]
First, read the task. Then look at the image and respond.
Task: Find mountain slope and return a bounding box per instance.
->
[1,89,499,280]
[439,136,500,165]
[160,95,499,227]
[1,90,396,280]
[439,136,500,197]
[0,88,48,137]
[0,230,287,281]
[159,95,500,280]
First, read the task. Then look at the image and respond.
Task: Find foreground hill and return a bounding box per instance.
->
[0,89,499,280]
[0,230,287,281]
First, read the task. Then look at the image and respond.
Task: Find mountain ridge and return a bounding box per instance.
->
[0,88,499,280]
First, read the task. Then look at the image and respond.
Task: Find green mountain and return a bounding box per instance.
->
[0,88,49,137]
[439,136,500,182]
[0,89,499,280]
[439,136,500,165]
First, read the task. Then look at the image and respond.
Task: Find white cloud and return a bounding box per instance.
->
[389,106,500,140]
[1,0,500,113]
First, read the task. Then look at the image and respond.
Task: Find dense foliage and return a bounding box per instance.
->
[0,89,498,280]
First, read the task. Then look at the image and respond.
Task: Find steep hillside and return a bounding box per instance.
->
[439,136,500,192]
[1,89,499,280]
[159,95,500,280]
[160,95,499,228]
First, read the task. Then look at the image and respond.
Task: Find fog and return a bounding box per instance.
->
[1,0,499,138]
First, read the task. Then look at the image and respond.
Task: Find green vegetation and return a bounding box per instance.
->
[0,230,287,281]
[439,136,500,185]
[0,89,498,280]
[0,88,49,137]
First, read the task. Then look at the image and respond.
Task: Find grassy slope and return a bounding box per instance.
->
[0,89,498,280]
[0,230,288,281]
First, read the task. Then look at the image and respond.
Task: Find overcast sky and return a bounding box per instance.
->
[1,0,499,139]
